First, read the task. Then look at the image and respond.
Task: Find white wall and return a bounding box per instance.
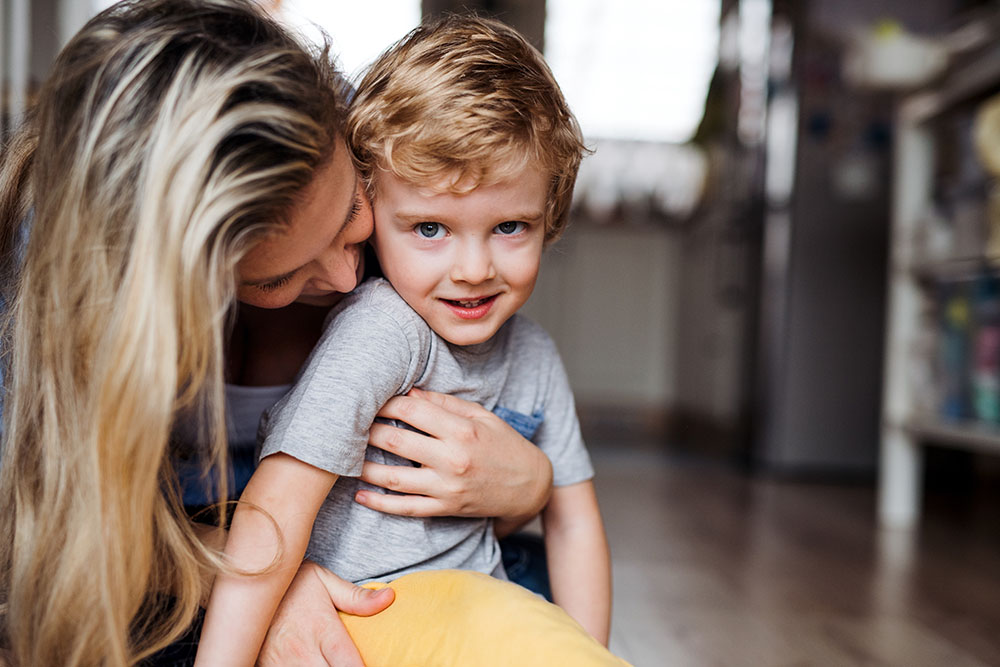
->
[521,223,682,409]
[676,217,750,424]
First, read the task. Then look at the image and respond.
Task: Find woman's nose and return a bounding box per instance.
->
[313,243,361,293]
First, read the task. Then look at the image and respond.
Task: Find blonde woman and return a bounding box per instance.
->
[0,1,553,665]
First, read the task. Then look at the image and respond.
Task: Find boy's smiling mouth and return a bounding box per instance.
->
[445,295,495,308]
[440,294,499,319]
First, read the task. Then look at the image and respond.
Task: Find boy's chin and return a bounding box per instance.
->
[437,323,504,347]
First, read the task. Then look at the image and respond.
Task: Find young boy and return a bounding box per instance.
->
[197,15,611,664]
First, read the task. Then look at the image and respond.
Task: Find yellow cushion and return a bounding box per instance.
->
[339,570,631,667]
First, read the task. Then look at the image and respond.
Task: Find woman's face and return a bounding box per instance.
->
[236,140,374,308]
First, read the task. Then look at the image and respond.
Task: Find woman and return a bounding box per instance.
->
[0,1,552,665]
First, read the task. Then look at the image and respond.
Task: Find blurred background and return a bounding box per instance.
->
[5,0,1000,664]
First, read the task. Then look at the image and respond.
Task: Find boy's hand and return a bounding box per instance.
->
[257,561,394,666]
[359,388,552,521]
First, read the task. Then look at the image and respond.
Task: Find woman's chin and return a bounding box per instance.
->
[295,291,347,308]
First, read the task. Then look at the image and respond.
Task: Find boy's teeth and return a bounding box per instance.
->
[455,297,487,307]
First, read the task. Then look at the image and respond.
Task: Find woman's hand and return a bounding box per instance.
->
[358,389,553,524]
[257,560,394,667]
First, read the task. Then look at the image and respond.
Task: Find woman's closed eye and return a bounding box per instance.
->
[255,273,294,292]
[494,221,527,235]
[252,192,363,294]
[416,222,447,239]
[346,193,363,226]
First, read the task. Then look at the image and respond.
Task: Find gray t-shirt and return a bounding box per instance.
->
[260,278,593,584]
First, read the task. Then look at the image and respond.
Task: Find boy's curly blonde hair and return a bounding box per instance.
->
[347,14,587,245]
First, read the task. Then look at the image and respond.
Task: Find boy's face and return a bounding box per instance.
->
[372,165,548,346]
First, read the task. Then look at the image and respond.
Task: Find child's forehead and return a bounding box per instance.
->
[420,171,487,195]
[373,164,550,214]
[374,160,546,197]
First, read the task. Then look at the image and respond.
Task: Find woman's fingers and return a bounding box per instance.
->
[375,391,486,444]
[367,420,440,465]
[406,387,488,419]
[367,389,552,520]
[312,562,395,616]
[257,561,392,667]
[353,486,451,517]
[357,458,466,517]
[358,460,437,496]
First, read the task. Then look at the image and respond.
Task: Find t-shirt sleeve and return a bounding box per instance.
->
[533,340,594,487]
[259,295,425,477]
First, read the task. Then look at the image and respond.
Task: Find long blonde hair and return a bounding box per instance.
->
[0,1,344,664]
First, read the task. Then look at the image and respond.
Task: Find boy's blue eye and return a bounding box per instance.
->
[495,221,526,235]
[417,223,445,239]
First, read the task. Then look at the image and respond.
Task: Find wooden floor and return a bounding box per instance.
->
[592,443,1000,666]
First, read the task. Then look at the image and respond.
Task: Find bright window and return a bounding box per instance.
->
[545,0,721,143]
[277,0,421,81]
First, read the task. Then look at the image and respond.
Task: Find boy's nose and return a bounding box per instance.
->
[450,244,496,285]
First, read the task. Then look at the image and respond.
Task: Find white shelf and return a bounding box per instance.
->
[879,12,1000,529]
[904,416,1000,455]
[902,42,1000,124]
[909,256,1000,283]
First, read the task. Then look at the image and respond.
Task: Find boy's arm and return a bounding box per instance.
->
[195,453,338,666]
[542,480,611,646]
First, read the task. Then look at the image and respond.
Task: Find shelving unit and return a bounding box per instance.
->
[879,15,1000,528]
[903,416,1000,455]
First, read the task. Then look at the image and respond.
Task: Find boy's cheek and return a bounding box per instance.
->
[505,251,543,281]
[370,236,410,274]
[369,225,394,261]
